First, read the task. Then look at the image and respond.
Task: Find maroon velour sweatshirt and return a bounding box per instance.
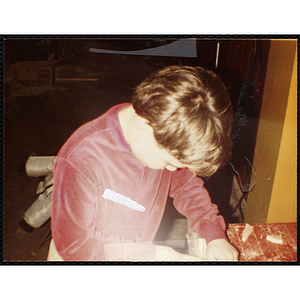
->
[51,103,226,261]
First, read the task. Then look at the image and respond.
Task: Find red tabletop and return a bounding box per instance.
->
[227,223,297,261]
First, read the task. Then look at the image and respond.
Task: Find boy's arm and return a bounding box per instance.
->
[170,169,238,261]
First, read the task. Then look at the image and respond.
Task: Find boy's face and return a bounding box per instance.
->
[130,122,188,172]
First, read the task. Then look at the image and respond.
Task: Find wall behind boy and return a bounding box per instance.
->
[244,39,297,223]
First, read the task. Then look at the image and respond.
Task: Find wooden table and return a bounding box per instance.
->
[227,223,297,261]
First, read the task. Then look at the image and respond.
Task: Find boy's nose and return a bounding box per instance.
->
[165,165,177,171]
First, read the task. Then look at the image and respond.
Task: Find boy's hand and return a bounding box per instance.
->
[206,239,239,261]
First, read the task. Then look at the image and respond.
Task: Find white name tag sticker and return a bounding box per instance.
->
[102,189,146,212]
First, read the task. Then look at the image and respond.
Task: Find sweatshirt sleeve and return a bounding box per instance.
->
[169,169,227,244]
[51,157,156,261]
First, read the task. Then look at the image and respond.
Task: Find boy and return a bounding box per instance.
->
[48,65,239,261]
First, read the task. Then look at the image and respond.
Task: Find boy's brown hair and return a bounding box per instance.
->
[132,65,233,178]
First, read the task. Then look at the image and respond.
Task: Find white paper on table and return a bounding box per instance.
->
[242,224,254,242]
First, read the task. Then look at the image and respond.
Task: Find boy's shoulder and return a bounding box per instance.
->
[57,103,130,160]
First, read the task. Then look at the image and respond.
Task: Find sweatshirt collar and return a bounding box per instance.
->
[107,103,132,152]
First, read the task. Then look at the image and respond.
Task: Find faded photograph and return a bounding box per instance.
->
[3,37,297,262]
